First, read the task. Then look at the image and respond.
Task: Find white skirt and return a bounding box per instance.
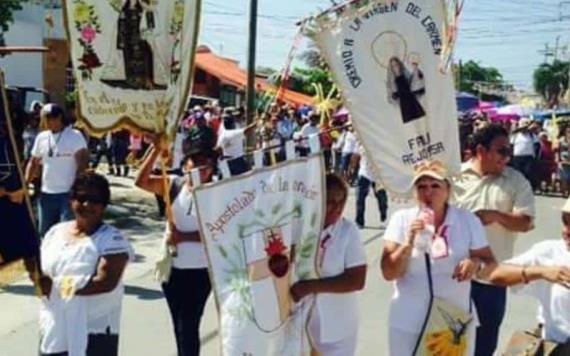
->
[307,308,358,356]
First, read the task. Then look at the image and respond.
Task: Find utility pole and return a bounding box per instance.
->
[245,0,259,147]
[560,1,570,107]
[538,43,555,64]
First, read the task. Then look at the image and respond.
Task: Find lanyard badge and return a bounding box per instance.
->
[431,225,450,260]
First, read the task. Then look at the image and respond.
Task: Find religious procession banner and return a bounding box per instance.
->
[310,0,461,194]
[63,0,201,137]
[0,70,40,285]
[194,156,325,356]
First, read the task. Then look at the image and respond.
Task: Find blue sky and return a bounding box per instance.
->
[200,0,568,91]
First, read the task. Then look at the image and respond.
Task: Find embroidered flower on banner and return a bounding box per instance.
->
[74,3,91,24]
[73,0,102,80]
[80,26,96,43]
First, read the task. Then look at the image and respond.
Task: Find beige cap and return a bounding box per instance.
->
[411,160,449,186]
[518,118,532,128]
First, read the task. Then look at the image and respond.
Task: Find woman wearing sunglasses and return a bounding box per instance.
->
[38,172,133,356]
[135,136,217,356]
[381,160,496,355]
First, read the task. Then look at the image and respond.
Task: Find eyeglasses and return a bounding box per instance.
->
[72,194,106,205]
[416,183,444,190]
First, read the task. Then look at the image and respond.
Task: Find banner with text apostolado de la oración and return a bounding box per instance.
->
[194,155,325,356]
[312,0,461,194]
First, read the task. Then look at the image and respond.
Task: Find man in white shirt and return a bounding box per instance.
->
[296,113,321,157]
[341,127,358,183]
[354,145,387,229]
[215,115,256,176]
[454,123,535,356]
[25,104,88,236]
[510,118,540,190]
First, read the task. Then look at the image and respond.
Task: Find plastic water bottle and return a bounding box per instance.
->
[415,206,435,252]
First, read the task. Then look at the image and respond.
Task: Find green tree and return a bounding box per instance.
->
[0,0,29,38]
[290,67,334,97]
[456,60,505,94]
[533,60,570,109]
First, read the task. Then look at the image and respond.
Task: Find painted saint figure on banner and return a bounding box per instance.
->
[387,56,426,124]
[101,0,168,90]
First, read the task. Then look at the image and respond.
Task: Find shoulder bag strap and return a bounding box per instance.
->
[412,253,435,356]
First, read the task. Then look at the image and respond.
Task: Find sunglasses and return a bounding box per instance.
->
[416,183,444,190]
[492,146,512,157]
[72,194,106,205]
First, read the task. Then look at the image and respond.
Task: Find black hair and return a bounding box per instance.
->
[223,115,236,130]
[470,123,509,151]
[71,172,111,206]
[325,173,348,201]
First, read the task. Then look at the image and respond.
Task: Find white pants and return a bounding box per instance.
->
[388,326,476,356]
[308,310,358,356]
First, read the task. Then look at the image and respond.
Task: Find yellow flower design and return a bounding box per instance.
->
[426,330,468,356]
[74,3,90,24]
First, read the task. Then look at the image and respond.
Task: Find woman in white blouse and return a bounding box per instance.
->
[290,173,367,356]
[135,136,217,356]
[39,172,133,356]
[381,160,496,355]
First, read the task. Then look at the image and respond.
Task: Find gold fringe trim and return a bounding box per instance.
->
[0,260,26,288]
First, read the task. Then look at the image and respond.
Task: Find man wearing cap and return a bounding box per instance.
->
[25,103,89,236]
[454,123,535,356]
[510,118,540,190]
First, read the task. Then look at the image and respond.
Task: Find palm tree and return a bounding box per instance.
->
[533,60,570,108]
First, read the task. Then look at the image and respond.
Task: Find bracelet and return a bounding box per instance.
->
[521,266,529,284]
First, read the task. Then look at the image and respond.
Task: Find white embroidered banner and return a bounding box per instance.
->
[312,0,461,194]
[194,156,325,356]
[63,0,201,137]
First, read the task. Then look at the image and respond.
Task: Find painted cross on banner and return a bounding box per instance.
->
[245,227,292,332]
[194,156,325,355]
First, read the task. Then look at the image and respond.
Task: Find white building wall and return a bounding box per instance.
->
[0,2,65,89]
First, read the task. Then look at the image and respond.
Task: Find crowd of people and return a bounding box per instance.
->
[459,113,570,197]
[14,99,570,356]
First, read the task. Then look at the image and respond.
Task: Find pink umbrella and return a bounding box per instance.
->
[478,101,496,112]
[489,112,520,123]
[333,107,350,121]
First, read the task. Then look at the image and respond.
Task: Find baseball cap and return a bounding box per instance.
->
[41,103,64,118]
[411,160,449,186]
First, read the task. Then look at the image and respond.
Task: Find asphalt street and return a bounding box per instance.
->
[0,176,564,355]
